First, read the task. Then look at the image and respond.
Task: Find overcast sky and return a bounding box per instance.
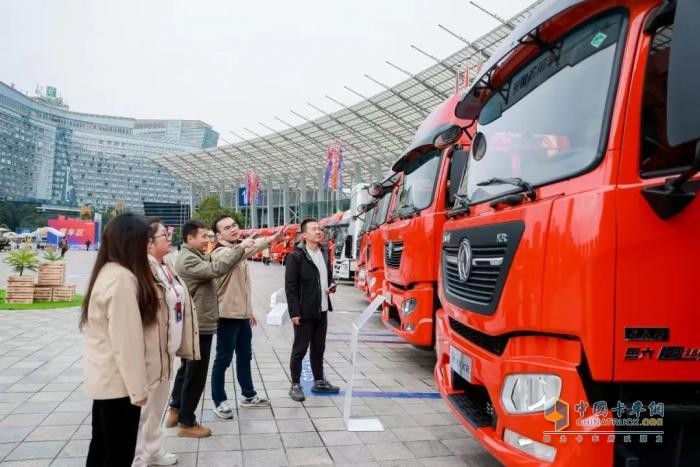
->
[1,0,533,143]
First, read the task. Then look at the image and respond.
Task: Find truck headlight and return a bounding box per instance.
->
[401,298,417,316]
[504,429,556,462]
[500,374,561,414]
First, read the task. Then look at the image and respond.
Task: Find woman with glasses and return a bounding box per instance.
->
[132,219,200,467]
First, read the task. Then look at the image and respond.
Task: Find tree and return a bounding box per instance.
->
[170,227,182,247]
[95,200,127,233]
[192,195,244,231]
[114,200,127,215]
[0,202,47,231]
[97,210,113,230]
[79,204,93,220]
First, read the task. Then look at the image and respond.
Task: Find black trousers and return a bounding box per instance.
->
[87,397,141,467]
[170,333,213,426]
[290,312,327,384]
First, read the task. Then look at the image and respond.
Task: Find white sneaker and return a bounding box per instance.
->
[148,451,178,466]
[212,401,233,419]
[240,394,271,408]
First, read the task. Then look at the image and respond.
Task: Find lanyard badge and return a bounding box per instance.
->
[175,300,183,322]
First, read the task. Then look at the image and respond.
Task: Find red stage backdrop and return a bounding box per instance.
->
[48,216,96,247]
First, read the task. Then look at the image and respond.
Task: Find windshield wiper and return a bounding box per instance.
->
[477,177,537,200]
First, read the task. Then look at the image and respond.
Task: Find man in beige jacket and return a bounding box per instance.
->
[167,220,255,438]
[209,215,284,418]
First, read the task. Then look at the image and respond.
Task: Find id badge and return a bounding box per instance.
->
[175,301,183,322]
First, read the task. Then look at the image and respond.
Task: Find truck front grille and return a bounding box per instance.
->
[444,244,505,306]
[384,241,404,268]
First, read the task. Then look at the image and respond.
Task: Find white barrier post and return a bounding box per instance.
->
[344,295,386,432]
[266,288,289,326]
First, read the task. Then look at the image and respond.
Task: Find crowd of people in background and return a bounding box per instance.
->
[81,213,340,466]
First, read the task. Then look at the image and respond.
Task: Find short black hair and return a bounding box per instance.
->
[300,218,319,233]
[182,220,206,242]
[212,215,234,234]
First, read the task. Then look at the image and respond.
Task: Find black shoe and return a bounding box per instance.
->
[289,383,305,402]
[311,379,340,393]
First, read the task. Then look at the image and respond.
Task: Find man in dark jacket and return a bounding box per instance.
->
[285,218,339,402]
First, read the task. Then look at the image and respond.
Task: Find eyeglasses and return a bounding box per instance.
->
[151,234,168,240]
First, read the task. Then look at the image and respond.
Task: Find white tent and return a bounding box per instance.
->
[30,227,65,237]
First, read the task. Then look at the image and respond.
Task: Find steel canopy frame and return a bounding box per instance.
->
[153,1,542,193]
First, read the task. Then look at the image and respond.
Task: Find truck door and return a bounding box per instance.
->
[615,19,700,382]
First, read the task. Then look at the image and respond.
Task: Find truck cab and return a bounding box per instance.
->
[356,175,400,300]
[434,1,700,465]
[271,223,300,264]
[355,203,375,295]
[333,183,370,281]
[381,94,472,348]
[251,227,274,261]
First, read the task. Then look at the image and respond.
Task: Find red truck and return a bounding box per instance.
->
[271,223,300,264]
[434,0,700,465]
[381,93,472,348]
[355,210,372,296]
[356,176,400,301]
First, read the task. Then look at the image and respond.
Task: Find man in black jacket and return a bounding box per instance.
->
[285,218,340,401]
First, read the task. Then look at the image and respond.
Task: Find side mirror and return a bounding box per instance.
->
[667,0,700,147]
[368,182,384,198]
[434,125,463,149]
[640,0,700,220]
[448,150,470,206]
[471,132,487,161]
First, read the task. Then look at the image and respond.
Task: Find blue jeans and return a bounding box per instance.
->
[211,318,256,406]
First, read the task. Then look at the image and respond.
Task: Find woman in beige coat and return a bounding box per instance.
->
[81,213,160,467]
[132,219,200,467]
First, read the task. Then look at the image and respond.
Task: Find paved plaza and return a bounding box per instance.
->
[0,251,497,466]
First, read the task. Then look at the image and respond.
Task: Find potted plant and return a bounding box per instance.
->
[37,249,66,286]
[3,246,38,303]
[4,246,39,276]
[42,250,63,262]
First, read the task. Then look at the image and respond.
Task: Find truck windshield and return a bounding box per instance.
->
[459,12,624,204]
[333,226,348,258]
[397,149,441,215]
[372,190,392,227]
[361,209,374,233]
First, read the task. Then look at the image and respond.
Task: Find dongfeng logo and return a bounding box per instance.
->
[457,238,472,282]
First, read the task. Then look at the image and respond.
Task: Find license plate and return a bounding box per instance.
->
[450,347,473,383]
